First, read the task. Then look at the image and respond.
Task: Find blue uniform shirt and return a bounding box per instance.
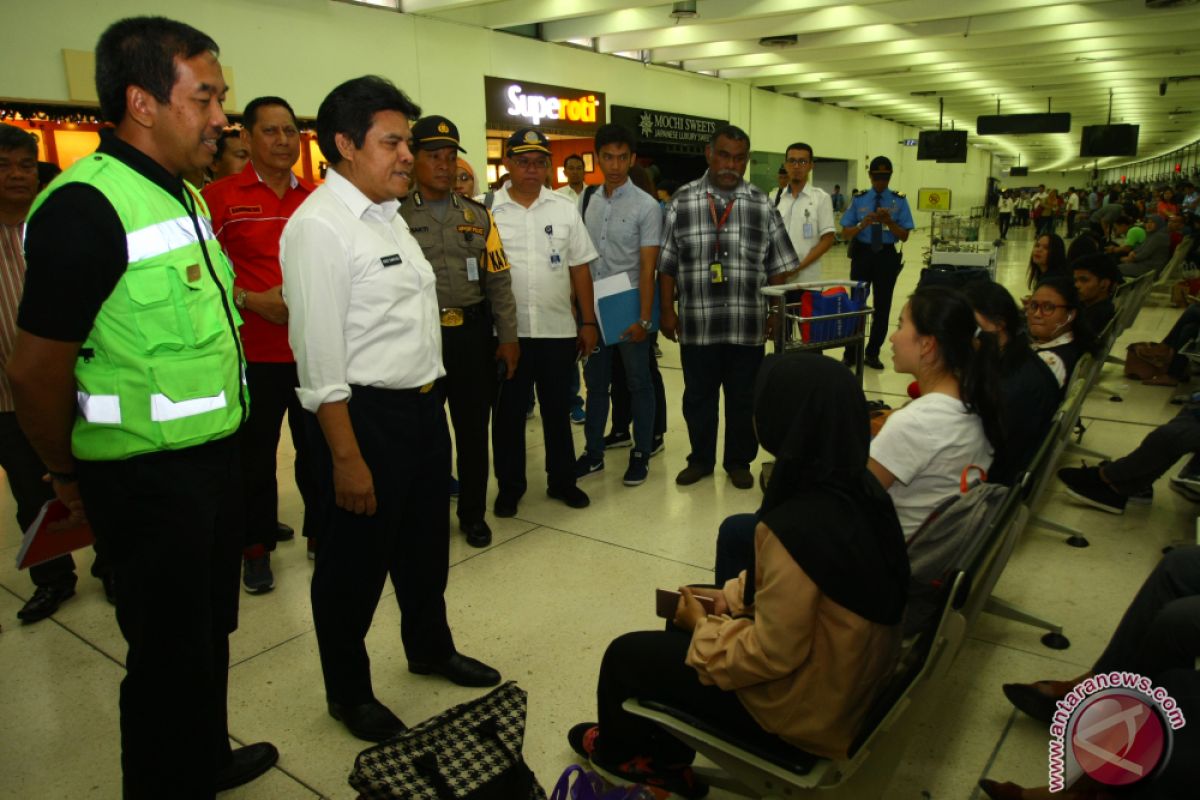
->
[840,188,915,245]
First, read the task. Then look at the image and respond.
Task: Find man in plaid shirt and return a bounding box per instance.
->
[658,125,798,489]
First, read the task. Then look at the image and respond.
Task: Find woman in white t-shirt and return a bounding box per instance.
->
[869,286,1002,539]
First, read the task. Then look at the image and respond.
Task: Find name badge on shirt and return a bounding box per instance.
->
[545,224,563,270]
[466,257,479,282]
[803,222,814,239]
[381,254,403,267]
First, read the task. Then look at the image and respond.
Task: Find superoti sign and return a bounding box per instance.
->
[484,77,606,133]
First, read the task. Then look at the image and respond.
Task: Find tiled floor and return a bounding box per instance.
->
[1,219,1194,799]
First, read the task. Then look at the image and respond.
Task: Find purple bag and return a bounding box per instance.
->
[549,765,656,800]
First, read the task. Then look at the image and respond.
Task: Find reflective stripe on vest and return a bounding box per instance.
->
[76,391,122,424]
[126,215,216,263]
[150,389,228,422]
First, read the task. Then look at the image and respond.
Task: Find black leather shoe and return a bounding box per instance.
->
[494,493,519,518]
[409,652,501,688]
[214,742,279,792]
[547,485,590,508]
[101,572,117,605]
[864,354,885,370]
[328,700,406,742]
[461,519,493,548]
[1002,682,1061,725]
[274,521,295,541]
[727,467,754,490]
[17,584,76,623]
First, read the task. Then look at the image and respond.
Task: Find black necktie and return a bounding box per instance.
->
[871,192,883,253]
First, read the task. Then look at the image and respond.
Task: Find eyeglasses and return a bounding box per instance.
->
[455,173,472,182]
[512,157,549,171]
[1024,300,1070,315]
[785,158,812,166]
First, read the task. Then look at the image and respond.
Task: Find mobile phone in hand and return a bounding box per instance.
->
[655,587,716,620]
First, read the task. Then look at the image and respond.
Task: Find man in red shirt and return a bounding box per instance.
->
[204,96,316,593]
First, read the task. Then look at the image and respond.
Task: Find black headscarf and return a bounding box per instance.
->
[753,353,910,625]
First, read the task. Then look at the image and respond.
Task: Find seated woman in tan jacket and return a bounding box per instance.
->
[566,353,911,799]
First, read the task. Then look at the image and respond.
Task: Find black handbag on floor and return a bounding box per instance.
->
[349,681,547,799]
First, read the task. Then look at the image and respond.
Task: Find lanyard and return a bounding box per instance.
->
[706,193,735,258]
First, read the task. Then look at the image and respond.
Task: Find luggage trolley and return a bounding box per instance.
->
[761,280,874,382]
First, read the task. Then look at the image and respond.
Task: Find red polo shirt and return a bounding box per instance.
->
[203,163,313,362]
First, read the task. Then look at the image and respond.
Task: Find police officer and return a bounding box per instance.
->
[401,116,518,548]
[840,155,914,369]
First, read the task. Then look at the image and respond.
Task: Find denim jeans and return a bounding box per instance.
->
[583,334,654,457]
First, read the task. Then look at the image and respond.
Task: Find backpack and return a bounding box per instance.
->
[902,468,1010,637]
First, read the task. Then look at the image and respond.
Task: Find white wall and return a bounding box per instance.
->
[1,0,992,223]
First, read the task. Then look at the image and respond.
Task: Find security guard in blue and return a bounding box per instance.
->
[840,155,914,369]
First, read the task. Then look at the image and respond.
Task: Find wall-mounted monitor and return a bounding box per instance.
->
[1079,125,1139,157]
[917,130,967,163]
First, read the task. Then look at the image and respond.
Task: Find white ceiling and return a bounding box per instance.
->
[399,0,1200,173]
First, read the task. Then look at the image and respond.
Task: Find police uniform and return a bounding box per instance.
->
[840,182,914,361]
[401,178,516,544]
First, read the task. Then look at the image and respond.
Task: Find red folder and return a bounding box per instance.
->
[15,500,95,570]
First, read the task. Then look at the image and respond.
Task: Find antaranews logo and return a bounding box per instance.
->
[1047,672,1186,792]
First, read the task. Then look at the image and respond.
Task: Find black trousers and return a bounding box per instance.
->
[307,386,454,705]
[595,630,784,765]
[0,411,74,588]
[997,212,1012,239]
[609,332,667,440]
[1094,546,1200,677]
[78,436,242,800]
[1104,406,1200,496]
[850,247,902,358]
[240,361,317,551]
[493,337,579,497]
[679,343,763,471]
[440,313,498,525]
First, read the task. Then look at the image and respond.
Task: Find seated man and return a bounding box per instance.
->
[1121,214,1170,278]
[1057,399,1200,514]
[1071,253,1121,333]
[1104,215,1144,257]
[980,546,1200,799]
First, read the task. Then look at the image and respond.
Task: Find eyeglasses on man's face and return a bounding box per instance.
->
[785,157,812,166]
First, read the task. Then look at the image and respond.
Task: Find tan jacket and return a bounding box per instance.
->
[687,524,902,759]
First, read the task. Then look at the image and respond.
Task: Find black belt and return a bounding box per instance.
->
[439,302,487,327]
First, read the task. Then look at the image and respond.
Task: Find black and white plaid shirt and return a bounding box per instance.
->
[658,173,799,346]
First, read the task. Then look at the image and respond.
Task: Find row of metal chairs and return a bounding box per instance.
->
[623,271,1161,798]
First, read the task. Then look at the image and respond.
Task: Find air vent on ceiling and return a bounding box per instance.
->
[759,34,798,48]
[670,1,698,19]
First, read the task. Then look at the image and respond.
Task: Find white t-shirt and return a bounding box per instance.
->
[870,392,994,540]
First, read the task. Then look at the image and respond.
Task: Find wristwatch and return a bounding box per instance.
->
[638,319,653,331]
[235,289,247,309]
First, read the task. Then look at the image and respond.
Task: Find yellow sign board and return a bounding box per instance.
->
[917,188,952,211]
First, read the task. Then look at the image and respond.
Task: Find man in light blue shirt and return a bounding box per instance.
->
[575,124,663,487]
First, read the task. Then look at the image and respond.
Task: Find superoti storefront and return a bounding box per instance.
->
[482,76,605,191]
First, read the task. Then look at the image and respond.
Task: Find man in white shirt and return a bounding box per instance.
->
[281,76,500,745]
[556,153,586,202]
[490,128,599,517]
[1065,188,1080,237]
[772,142,835,282]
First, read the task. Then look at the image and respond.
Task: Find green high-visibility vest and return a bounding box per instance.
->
[29,152,248,461]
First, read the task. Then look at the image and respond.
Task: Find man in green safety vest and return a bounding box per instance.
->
[7,16,277,799]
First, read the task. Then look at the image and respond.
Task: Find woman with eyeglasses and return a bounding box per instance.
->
[453,158,475,198]
[1027,232,1068,289]
[1026,273,1096,390]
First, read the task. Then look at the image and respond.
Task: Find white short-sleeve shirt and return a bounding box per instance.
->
[775,183,835,282]
[870,392,994,539]
[490,185,599,338]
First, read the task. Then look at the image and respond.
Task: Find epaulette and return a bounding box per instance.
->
[894,191,906,198]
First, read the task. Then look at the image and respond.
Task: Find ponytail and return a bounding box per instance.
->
[908,286,1005,451]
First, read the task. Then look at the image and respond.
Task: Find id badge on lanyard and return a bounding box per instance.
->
[802,208,814,240]
[545,225,563,270]
[707,194,735,285]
